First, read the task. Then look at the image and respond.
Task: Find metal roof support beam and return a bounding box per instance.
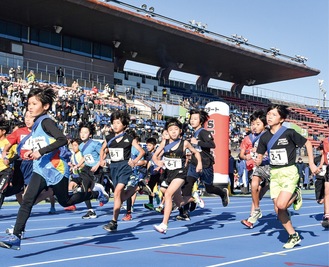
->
[156,67,171,84]
[196,75,210,91]
[231,83,244,94]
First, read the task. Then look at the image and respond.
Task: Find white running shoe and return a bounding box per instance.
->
[93,183,109,206]
[5,226,25,239]
[153,223,168,234]
[193,191,205,208]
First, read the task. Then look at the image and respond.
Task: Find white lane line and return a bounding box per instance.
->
[9,225,326,267]
[205,242,329,267]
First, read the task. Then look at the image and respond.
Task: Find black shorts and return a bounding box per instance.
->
[163,167,187,185]
[315,177,325,201]
[0,168,13,193]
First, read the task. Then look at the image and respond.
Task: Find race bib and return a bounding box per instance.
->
[32,136,47,151]
[269,148,288,165]
[84,154,95,165]
[22,135,33,150]
[319,165,327,176]
[163,156,182,170]
[250,151,257,160]
[108,148,124,161]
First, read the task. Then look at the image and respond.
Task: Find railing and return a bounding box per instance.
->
[1,62,328,112]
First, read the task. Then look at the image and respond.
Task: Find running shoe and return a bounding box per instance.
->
[122,213,132,221]
[221,188,230,207]
[138,180,154,196]
[94,183,109,206]
[283,232,301,249]
[5,227,25,239]
[48,206,56,214]
[176,213,190,221]
[64,205,77,211]
[192,191,205,208]
[0,234,21,250]
[155,205,164,214]
[82,210,97,219]
[293,187,302,211]
[103,220,118,232]
[127,174,139,187]
[153,223,167,234]
[144,203,154,210]
[247,209,262,224]
[241,219,254,229]
[321,215,329,228]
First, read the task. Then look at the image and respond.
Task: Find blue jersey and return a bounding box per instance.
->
[79,140,103,167]
[32,117,70,185]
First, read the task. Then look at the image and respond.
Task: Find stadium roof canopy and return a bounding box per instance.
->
[0,0,320,88]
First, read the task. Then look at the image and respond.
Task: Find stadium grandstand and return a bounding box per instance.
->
[0,0,325,157]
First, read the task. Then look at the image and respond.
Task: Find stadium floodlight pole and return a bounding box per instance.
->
[319,79,326,109]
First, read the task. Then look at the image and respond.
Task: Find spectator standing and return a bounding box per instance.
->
[151,105,156,120]
[157,104,163,120]
[9,68,15,82]
[15,66,23,83]
[26,70,35,85]
[229,150,236,194]
[296,157,305,188]
[56,67,64,84]
[162,87,167,102]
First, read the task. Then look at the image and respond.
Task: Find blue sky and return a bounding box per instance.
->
[111,0,328,104]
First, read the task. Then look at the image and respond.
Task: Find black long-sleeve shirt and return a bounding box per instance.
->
[38,118,68,156]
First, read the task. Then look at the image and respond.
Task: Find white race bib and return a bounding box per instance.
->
[319,165,327,177]
[163,156,182,170]
[22,135,33,150]
[250,151,258,160]
[109,148,124,161]
[270,148,288,165]
[84,154,95,165]
[32,136,47,151]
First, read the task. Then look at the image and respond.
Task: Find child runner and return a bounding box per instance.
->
[2,112,56,214]
[143,137,161,211]
[100,110,145,232]
[0,87,108,250]
[153,129,170,213]
[240,110,270,228]
[255,104,318,249]
[177,109,229,221]
[239,125,256,194]
[152,117,203,234]
[1,121,25,205]
[0,120,14,207]
[122,133,151,221]
[65,138,84,211]
[318,137,329,228]
[73,122,108,219]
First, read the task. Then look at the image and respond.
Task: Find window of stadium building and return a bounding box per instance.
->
[63,36,92,57]
[30,29,61,50]
[0,52,23,68]
[0,20,28,43]
[93,43,113,61]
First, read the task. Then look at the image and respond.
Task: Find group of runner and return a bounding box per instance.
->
[0,87,327,251]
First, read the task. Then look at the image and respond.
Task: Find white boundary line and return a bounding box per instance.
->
[9,225,327,267]
[205,242,329,267]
